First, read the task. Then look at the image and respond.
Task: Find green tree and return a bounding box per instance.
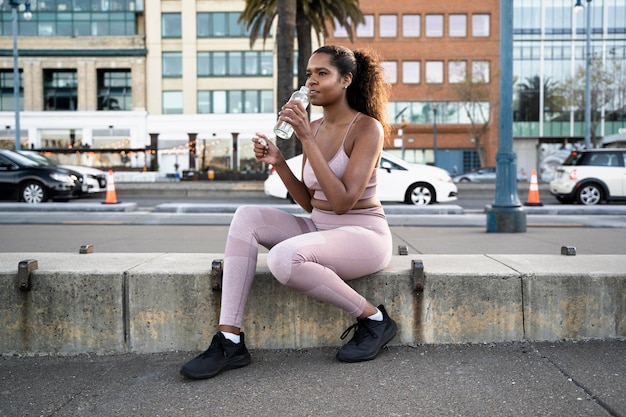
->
[561,57,625,147]
[239,0,363,158]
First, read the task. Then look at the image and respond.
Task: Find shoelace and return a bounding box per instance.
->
[340,319,378,341]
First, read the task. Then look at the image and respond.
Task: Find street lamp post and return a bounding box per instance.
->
[575,0,592,149]
[8,0,32,151]
[486,0,526,233]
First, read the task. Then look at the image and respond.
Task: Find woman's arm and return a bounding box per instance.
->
[252,133,314,213]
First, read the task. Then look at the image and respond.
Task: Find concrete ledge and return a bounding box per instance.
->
[1,253,625,356]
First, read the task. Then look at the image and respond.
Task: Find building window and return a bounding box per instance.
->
[197,51,273,77]
[381,61,397,84]
[43,69,77,111]
[402,61,420,84]
[163,91,183,114]
[449,61,467,83]
[356,15,375,37]
[0,70,23,111]
[163,52,182,77]
[197,12,248,37]
[197,90,274,114]
[379,15,397,38]
[449,14,467,37]
[425,61,444,83]
[472,14,490,37]
[162,13,181,38]
[98,69,131,111]
[0,9,137,36]
[472,61,490,83]
[425,14,444,37]
[403,14,420,37]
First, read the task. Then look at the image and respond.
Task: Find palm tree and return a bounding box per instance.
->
[239,0,363,158]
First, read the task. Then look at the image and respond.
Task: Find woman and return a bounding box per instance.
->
[180,45,396,379]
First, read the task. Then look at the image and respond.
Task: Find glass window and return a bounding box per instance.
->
[228,91,243,113]
[43,69,77,111]
[196,12,248,37]
[472,61,490,83]
[0,70,23,111]
[163,91,183,114]
[472,14,490,37]
[449,61,467,83]
[0,8,136,36]
[162,52,182,77]
[229,53,243,76]
[426,61,444,83]
[198,52,210,77]
[402,61,420,84]
[261,52,273,75]
[162,13,181,38]
[356,15,375,37]
[379,15,397,38]
[212,52,226,76]
[381,61,397,84]
[403,14,420,37]
[197,91,210,114]
[244,52,259,75]
[449,14,467,37]
[425,14,443,37]
[333,18,349,37]
[197,90,273,114]
[97,69,131,111]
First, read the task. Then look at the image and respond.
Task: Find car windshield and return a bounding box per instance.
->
[0,150,40,167]
[562,152,584,166]
[19,151,60,166]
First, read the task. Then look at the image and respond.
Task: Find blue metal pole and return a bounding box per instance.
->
[12,4,20,151]
[486,0,527,233]
[584,0,592,148]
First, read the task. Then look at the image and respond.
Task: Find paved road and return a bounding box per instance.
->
[2,340,624,417]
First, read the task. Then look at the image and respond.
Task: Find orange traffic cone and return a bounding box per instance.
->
[524,169,543,206]
[102,170,120,204]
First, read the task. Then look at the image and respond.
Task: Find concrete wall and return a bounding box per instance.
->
[1,253,624,356]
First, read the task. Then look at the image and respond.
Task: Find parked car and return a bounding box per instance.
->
[17,150,107,195]
[549,149,626,205]
[0,149,82,203]
[264,151,458,205]
[452,166,528,183]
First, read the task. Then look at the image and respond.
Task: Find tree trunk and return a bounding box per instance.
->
[276,0,296,159]
[295,5,312,157]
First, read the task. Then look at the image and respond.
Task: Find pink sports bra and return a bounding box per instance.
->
[302,112,378,202]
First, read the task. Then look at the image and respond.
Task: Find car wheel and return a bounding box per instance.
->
[21,181,47,204]
[576,183,602,206]
[406,183,435,205]
[459,178,471,183]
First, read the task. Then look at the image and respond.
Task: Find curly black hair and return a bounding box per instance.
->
[313,45,391,139]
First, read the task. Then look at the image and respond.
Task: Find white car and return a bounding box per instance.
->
[18,150,107,194]
[550,149,626,205]
[264,151,458,205]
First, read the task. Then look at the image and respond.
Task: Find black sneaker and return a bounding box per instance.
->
[336,305,397,363]
[180,332,251,379]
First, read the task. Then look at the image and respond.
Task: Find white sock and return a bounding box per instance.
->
[367,308,383,322]
[221,331,241,344]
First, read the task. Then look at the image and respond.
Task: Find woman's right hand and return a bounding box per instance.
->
[253,133,283,166]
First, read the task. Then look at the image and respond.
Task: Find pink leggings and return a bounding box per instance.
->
[219,205,392,328]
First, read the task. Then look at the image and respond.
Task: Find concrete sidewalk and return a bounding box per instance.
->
[1,340,624,417]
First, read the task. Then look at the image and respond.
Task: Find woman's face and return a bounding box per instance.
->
[305,52,348,107]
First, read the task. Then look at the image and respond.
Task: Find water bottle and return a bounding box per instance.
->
[274,86,310,139]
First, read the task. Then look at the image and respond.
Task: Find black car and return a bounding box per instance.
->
[0,149,83,203]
